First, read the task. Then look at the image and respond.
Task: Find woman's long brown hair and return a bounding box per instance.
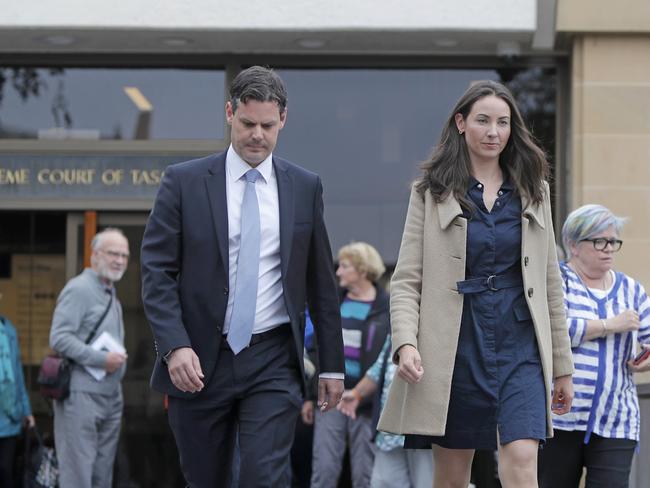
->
[415,80,549,212]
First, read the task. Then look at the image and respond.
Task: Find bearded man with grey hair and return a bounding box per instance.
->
[49,228,129,488]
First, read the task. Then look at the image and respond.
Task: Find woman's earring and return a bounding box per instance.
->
[459,129,464,135]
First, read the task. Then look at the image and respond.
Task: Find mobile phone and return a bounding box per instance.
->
[633,348,650,365]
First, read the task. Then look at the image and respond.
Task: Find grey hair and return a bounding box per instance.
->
[561,204,627,254]
[229,66,287,113]
[91,227,127,251]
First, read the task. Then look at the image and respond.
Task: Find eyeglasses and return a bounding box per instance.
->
[100,249,130,260]
[580,238,623,252]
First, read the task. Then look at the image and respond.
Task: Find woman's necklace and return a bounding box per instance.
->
[570,261,608,290]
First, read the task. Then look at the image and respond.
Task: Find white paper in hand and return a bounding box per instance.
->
[84,331,126,381]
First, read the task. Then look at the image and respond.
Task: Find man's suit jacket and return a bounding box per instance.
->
[141,151,344,398]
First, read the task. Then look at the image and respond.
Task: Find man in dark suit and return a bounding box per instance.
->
[141,66,345,488]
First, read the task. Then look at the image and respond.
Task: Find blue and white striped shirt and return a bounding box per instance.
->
[552,262,650,442]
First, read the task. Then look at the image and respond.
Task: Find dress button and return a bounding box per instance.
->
[498,190,503,196]
[527,287,534,297]
[223,287,229,295]
[524,256,529,266]
[477,183,483,189]
[495,201,500,206]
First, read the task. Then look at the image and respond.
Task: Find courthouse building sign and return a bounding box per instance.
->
[0,154,194,202]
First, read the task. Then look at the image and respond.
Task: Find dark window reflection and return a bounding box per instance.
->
[276,68,556,264]
[500,66,557,171]
[0,68,225,140]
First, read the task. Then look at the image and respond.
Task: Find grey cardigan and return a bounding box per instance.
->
[49,268,125,395]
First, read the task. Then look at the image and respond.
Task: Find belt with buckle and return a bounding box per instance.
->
[221,323,291,350]
[456,272,522,294]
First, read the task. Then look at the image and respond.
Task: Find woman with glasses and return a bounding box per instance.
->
[539,204,650,488]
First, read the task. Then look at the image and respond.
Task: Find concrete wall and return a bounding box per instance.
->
[569,35,650,291]
[1,0,536,31]
[557,0,650,32]
[559,0,650,295]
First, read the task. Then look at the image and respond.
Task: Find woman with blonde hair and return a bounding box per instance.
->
[310,242,390,488]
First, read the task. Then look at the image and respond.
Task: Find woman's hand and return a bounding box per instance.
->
[23,415,35,429]
[551,375,574,415]
[628,343,650,373]
[608,310,640,333]
[397,345,424,384]
[337,390,360,419]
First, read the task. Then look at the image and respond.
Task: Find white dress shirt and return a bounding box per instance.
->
[223,145,290,335]
[222,146,343,381]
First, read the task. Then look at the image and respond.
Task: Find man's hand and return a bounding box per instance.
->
[105,352,127,373]
[337,390,360,419]
[167,347,204,393]
[301,401,314,425]
[23,415,35,429]
[397,345,424,384]
[551,374,574,415]
[317,378,344,412]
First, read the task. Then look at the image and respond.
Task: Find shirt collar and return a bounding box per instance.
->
[467,174,514,191]
[468,175,481,189]
[501,175,514,191]
[226,145,272,184]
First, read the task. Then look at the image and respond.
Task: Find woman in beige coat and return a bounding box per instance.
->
[377,80,574,488]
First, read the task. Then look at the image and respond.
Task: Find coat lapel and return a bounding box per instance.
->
[522,194,545,229]
[204,153,229,276]
[437,192,464,229]
[274,158,295,280]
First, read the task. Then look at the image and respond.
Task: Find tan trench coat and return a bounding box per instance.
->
[378,182,574,438]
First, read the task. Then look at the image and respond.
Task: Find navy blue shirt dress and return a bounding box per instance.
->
[406,177,547,450]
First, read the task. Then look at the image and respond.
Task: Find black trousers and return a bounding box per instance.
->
[168,331,303,488]
[538,430,636,488]
[0,435,17,488]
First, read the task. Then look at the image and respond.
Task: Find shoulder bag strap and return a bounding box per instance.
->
[83,292,113,345]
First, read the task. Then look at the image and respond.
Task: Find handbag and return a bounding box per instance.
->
[37,293,113,400]
[23,425,58,488]
[36,354,71,400]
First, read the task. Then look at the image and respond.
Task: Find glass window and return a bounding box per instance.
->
[0,68,225,140]
[275,68,556,264]
[0,211,66,368]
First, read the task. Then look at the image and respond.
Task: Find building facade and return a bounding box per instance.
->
[0,1,648,485]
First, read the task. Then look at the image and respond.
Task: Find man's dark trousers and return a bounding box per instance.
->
[168,330,302,487]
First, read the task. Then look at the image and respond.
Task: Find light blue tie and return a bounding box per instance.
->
[227,169,262,354]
